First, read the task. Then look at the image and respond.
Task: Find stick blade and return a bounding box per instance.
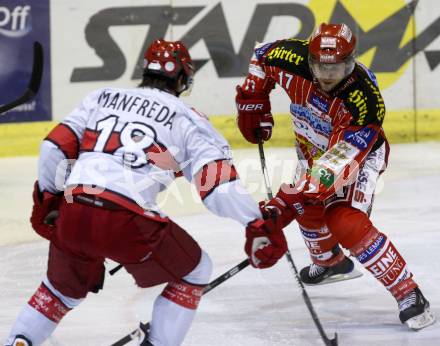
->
[0,41,44,114]
[328,333,338,346]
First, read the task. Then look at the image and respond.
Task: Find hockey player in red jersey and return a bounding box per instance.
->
[235,23,435,330]
[5,40,293,346]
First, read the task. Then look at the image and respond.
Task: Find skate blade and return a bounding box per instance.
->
[304,269,363,286]
[405,307,436,331]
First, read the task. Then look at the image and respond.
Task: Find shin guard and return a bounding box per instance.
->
[149,250,211,346]
[5,280,80,346]
[149,281,206,346]
[352,231,417,300]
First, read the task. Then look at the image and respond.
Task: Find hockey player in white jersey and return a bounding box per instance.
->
[4,40,297,346]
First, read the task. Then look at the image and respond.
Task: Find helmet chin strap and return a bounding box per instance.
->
[177,75,194,97]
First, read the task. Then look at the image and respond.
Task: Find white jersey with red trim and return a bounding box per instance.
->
[39,87,261,225]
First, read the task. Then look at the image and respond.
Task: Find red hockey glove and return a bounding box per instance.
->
[245,218,288,269]
[236,86,273,144]
[30,181,62,240]
[259,183,305,228]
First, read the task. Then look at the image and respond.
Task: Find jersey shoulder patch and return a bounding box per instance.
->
[254,41,275,60]
[338,65,386,126]
[263,39,312,79]
[357,62,379,87]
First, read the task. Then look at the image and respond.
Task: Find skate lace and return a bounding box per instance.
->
[309,263,326,278]
[398,291,417,311]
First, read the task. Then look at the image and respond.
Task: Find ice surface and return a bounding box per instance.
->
[1,144,440,345]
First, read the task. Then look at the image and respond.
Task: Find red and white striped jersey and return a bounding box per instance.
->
[39,87,261,225]
[241,39,389,201]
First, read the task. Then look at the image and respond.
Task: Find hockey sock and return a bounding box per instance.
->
[149,283,203,346]
[5,278,82,346]
[4,304,57,346]
[351,231,418,300]
[149,251,212,346]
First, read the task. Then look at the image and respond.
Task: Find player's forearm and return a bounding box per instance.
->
[240,56,275,97]
[300,125,381,201]
[38,140,70,193]
[202,180,261,226]
[193,159,261,225]
[37,122,82,193]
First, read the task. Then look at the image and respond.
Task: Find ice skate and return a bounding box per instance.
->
[398,287,436,330]
[300,256,363,285]
[9,335,32,346]
[137,322,154,346]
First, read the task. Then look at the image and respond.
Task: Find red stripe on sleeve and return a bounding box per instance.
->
[80,129,99,152]
[45,123,80,159]
[195,160,238,200]
[146,143,180,172]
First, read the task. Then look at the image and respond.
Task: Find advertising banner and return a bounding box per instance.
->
[51,0,440,120]
[1,0,439,137]
[0,0,51,123]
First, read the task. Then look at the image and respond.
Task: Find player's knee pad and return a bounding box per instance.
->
[182,250,213,285]
[325,204,376,250]
[299,226,343,266]
[296,203,325,230]
[43,277,83,309]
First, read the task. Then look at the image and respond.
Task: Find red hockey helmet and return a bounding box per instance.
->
[143,39,195,94]
[308,23,356,90]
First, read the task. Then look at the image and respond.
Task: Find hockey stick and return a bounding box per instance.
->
[0,41,44,115]
[257,141,338,346]
[109,263,123,275]
[109,259,250,346]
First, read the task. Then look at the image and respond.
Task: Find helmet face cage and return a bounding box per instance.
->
[309,56,354,81]
[308,23,356,83]
[143,39,195,94]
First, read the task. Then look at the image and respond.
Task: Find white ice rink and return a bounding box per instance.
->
[1,144,440,346]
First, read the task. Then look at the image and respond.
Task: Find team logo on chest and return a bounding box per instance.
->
[290,101,333,137]
[290,103,333,151]
[310,93,330,114]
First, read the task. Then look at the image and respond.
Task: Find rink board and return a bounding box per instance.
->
[0,145,439,345]
[1,110,440,157]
